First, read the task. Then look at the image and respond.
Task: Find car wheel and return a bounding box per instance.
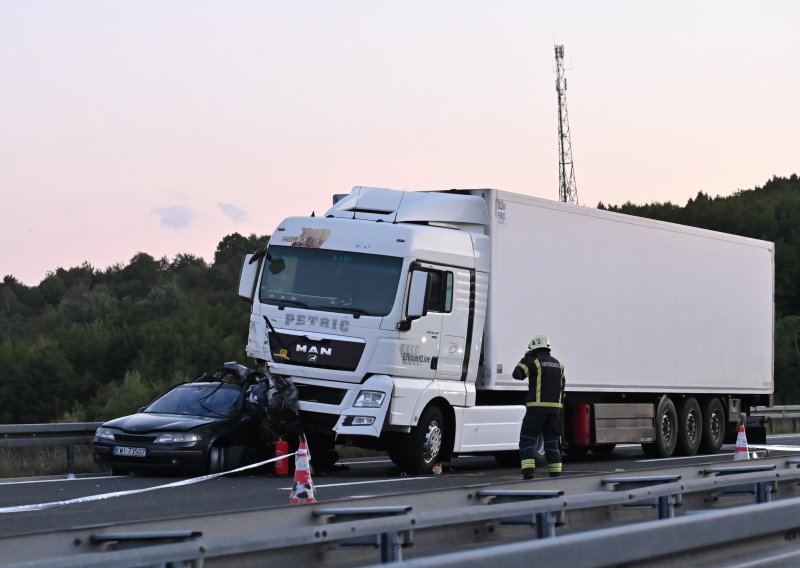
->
[208,445,226,474]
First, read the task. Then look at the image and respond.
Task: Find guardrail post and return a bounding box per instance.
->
[756,481,771,504]
[535,512,557,538]
[66,446,75,479]
[379,531,403,563]
[657,495,675,519]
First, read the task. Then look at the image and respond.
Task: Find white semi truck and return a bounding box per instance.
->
[238,187,774,473]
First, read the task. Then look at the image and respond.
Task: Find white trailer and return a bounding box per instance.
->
[238,187,774,473]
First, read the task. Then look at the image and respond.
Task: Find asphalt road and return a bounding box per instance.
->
[2,433,799,538]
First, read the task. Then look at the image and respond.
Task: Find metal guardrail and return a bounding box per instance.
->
[0,422,102,476]
[0,423,102,448]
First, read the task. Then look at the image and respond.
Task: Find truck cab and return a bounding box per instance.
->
[238,187,493,473]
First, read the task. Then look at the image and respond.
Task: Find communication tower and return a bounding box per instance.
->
[555,45,578,204]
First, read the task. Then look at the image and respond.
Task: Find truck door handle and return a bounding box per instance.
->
[431,356,438,370]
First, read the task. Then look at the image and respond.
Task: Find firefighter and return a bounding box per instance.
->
[512,334,566,480]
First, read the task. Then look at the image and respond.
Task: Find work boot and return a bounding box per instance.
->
[549,472,561,478]
[522,468,535,480]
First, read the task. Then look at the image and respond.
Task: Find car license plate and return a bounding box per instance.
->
[112,446,146,458]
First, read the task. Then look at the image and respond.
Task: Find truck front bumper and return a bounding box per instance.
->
[295,374,393,439]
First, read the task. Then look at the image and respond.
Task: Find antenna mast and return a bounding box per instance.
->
[555,44,578,204]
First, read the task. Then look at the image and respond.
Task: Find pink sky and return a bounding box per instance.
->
[1,1,798,286]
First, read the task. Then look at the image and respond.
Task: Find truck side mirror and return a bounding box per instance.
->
[238,253,261,300]
[398,270,429,331]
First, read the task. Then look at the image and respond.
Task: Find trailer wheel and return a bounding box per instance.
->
[641,396,678,458]
[403,406,445,475]
[676,397,702,456]
[699,397,725,454]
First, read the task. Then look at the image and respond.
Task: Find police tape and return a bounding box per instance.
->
[0,452,297,514]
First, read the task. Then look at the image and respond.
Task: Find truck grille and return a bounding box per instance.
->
[296,384,348,405]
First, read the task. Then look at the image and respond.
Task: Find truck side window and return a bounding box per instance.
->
[425,270,453,313]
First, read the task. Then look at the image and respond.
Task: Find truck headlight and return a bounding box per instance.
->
[154,433,201,444]
[354,390,385,408]
[95,428,116,441]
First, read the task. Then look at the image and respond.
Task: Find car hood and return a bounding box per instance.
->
[103,413,221,433]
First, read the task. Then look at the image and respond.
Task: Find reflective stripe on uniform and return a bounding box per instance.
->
[548,462,563,473]
[526,401,563,408]
[534,360,542,402]
[516,362,529,377]
[521,459,536,469]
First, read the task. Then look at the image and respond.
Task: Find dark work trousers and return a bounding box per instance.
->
[519,409,563,477]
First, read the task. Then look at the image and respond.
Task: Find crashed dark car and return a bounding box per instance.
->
[91,363,294,476]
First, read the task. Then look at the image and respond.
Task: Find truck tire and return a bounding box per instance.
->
[402,406,445,475]
[676,397,703,456]
[641,396,678,458]
[699,397,725,454]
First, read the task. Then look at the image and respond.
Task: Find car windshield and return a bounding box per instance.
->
[144,383,241,418]
[259,245,403,316]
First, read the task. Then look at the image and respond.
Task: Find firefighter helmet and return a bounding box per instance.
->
[528,335,550,351]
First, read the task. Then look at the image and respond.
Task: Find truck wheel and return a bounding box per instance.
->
[699,397,725,454]
[676,397,702,456]
[403,406,445,475]
[641,396,678,458]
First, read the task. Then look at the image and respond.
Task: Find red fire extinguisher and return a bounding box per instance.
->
[274,438,289,476]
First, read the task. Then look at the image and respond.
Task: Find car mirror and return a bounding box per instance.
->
[137,407,146,413]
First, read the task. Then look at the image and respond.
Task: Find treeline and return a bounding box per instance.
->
[599,174,800,402]
[0,233,268,423]
[1,176,798,424]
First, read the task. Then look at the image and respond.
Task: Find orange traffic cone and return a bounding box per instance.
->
[290,438,316,504]
[734,423,749,461]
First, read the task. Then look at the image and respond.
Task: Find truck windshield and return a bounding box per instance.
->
[259,246,403,316]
